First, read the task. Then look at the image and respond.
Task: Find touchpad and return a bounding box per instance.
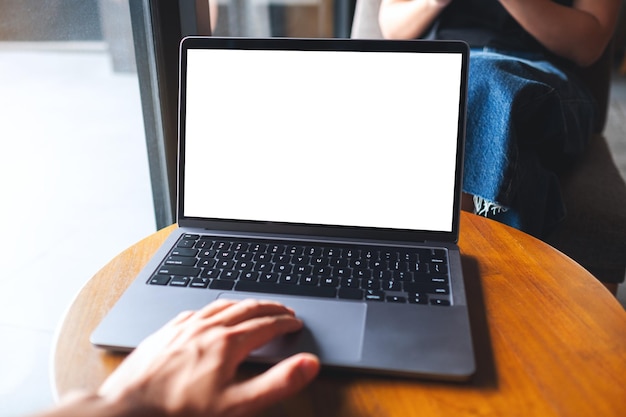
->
[218,293,366,363]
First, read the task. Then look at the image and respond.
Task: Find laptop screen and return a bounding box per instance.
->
[179,38,467,240]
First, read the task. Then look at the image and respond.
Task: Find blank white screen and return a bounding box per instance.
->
[183,48,462,232]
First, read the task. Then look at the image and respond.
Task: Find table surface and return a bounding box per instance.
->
[53,212,626,417]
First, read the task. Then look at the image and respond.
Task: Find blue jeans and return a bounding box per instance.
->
[463,49,596,238]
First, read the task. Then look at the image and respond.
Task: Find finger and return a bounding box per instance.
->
[162,300,238,330]
[157,299,237,339]
[231,312,303,350]
[223,353,320,417]
[208,298,296,327]
[143,300,240,351]
[167,309,196,326]
[201,312,304,368]
[193,298,240,319]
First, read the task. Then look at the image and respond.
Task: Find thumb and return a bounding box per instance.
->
[227,353,320,416]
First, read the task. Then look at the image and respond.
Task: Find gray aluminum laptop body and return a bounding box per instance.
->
[91,37,475,381]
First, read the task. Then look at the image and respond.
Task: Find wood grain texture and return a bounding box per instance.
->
[52,213,626,416]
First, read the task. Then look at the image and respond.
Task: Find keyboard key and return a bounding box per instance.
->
[235,252,254,261]
[312,257,327,266]
[402,251,418,262]
[408,292,428,304]
[176,239,196,248]
[210,279,235,290]
[336,268,352,277]
[273,254,291,263]
[169,276,190,287]
[269,244,286,254]
[365,289,384,301]
[433,249,447,261]
[158,266,201,277]
[341,277,360,288]
[193,240,211,249]
[300,276,319,286]
[255,253,272,262]
[256,262,272,272]
[370,260,386,270]
[287,245,304,256]
[165,256,197,266]
[214,241,231,250]
[198,258,217,268]
[199,249,217,258]
[404,282,433,294]
[338,287,363,300]
[220,270,240,280]
[321,277,339,286]
[280,274,298,284]
[236,261,254,271]
[250,243,267,252]
[232,242,250,251]
[293,255,310,265]
[386,295,406,303]
[362,250,377,260]
[241,271,260,281]
[355,269,372,279]
[313,266,332,277]
[217,260,235,269]
[330,258,348,267]
[362,279,380,290]
[294,265,312,274]
[392,271,414,281]
[306,246,323,257]
[274,263,293,274]
[391,261,407,272]
[235,281,337,298]
[432,286,450,295]
[350,259,366,268]
[149,274,171,285]
[190,277,210,288]
[383,280,402,291]
[430,299,451,306]
[430,276,449,284]
[171,248,198,257]
[260,273,279,283]
[218,251,235,260]
[200,269,220,279]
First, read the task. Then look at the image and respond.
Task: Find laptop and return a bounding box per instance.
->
[91,36,475,381]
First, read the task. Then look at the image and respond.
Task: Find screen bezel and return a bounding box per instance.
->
[177,37,468,244]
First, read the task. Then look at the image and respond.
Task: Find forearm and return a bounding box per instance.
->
[379,0,450,39]
[31,391,158,417]
[499,0,620,66]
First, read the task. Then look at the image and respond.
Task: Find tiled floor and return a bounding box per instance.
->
[0,46,624,417]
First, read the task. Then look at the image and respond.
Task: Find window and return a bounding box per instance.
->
[0,2,153,414]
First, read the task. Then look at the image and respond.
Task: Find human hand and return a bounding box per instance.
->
[430,0,452,6]
[380,0,453,39]
[97,299,320,417]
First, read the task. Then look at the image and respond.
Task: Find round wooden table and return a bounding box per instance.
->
[53,212,626,416]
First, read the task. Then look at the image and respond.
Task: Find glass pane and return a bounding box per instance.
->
[0,1,154,415]
[213,0,336,37]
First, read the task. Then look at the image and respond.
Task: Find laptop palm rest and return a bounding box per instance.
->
[217,293,366,364]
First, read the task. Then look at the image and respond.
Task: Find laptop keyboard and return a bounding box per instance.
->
[148,234,452,306]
